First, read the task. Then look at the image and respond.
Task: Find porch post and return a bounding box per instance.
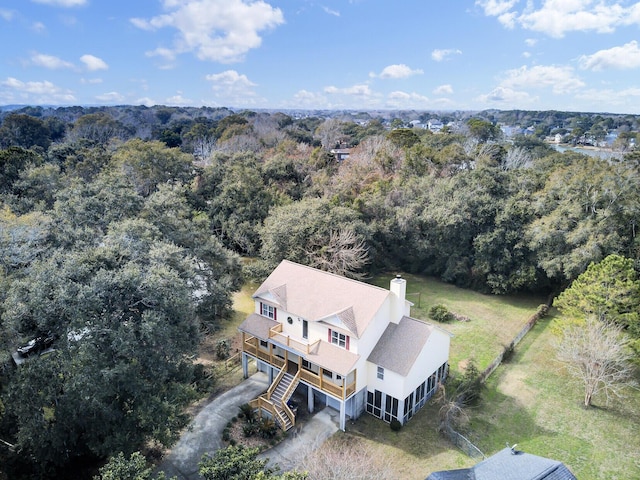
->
[269,365,274,384]
[242,352,249,379]
[339,401,346,431]
[397,395,405,425]
[307,385,314,413]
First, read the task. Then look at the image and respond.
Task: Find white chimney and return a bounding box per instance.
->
[390,274,407,323]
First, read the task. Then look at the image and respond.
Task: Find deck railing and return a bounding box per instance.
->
[268,324,321,354]
[242,334,356,399]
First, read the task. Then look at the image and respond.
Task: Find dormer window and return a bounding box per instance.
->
[260,302,276,320]
[328,328,350,350]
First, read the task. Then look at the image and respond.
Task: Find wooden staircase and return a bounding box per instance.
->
[269,372,298,431]
[250,368,300,432]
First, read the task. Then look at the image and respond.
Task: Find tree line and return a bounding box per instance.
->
[0,106,639,477]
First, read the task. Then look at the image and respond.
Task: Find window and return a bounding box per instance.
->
[260,302,276,320]
[259,340,268,348]
[377,366,384,380]
[329,328,349,349]
[302,319,308,339]
[384,396,399,423]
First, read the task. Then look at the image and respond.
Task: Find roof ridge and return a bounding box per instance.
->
[279,259,389,293]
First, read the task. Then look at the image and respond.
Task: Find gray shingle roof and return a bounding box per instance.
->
[426,448,577,480]
[367,316,434,376]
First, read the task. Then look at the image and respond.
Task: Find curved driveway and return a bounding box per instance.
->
[156,372,338,480]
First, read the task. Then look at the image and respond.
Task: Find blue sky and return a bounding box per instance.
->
[2,0,640,113]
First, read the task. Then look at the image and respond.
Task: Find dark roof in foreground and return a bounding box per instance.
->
[426,448,577,480]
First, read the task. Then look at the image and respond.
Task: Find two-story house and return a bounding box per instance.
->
[239,260,451,431]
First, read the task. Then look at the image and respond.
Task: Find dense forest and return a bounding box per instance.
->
[0,105,639,478]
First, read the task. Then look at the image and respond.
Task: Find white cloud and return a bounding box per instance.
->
[80,77,103,84]
[433,84,453,95]
[30,52,74,69]
[525,38,537,47]
[476,0,518,16]
[95,91,125,103]
[579,41,640,71]
[206,70,259,104]
[501,64,585,94]
[324,84,373,96]
[1,76,76,104]
[479,0,640,38]
[80,54,108,71]
[371,64,423,79]
[0,9,15,21]
[322,6,340,17]
[477,86,535,105]
[136,97,156,107]
[289,89,328,108]
[206,69,256,89]
[431,48,462,62]
[387,91,429,107]
[31,21,47,33]
[131,0,285,63]
[165,93,193,105]
[31,0,87,6]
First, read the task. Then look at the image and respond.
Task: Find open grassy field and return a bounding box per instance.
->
[371,273,546,373]
[467,313,640,479]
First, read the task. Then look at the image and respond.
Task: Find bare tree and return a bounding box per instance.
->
[306,229,369,279]
[297,436,396,480]
[556,317,637,407]
[502,146,532,170]
[432,381,470,434]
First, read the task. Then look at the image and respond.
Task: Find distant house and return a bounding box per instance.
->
[427,119,444,133]
[239,260,451,431]
[426,447,577,480]
[330,147,351,162]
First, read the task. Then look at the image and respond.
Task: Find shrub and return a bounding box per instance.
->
[390,419,402,432]
[243,421,258,437]
[257,417,279,439]
[192,363,215,393]
[216,339,230,360]
[455,360,484,406]
[429,304,454,323]
[222,430,230,442]
[239,403,255,422]
[537,304,549,318]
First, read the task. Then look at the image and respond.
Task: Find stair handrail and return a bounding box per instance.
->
[266,366,287,399]
[280,370,300,406]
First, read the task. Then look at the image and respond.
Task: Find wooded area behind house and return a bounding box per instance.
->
[0,105,639,478]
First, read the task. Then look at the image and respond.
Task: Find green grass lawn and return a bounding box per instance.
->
[371,273,545,373]
[467,313,640,480]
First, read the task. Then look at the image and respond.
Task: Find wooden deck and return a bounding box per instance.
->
[242,334,356,399]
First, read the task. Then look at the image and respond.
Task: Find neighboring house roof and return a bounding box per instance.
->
[253,260,390,338]
[426,448,577,480]
[367,316,435,376]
